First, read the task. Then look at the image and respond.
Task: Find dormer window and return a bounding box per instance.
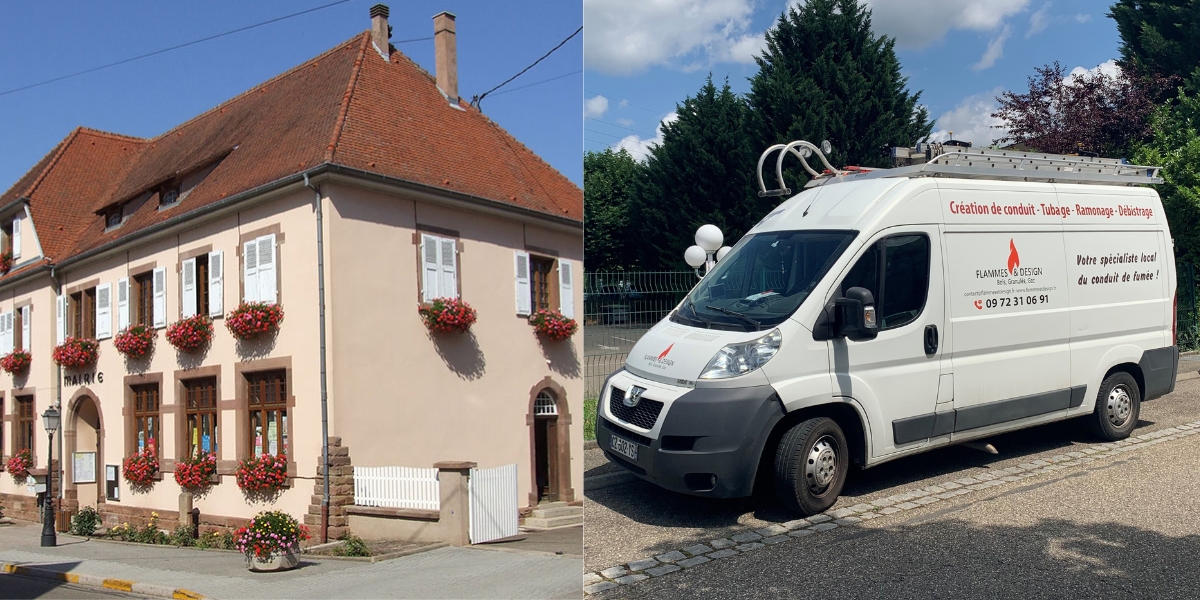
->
[159,182,181,208]
[105,209,123,229]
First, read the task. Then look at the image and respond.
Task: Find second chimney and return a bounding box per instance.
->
[433,12,458,102]
[370,4,390,59]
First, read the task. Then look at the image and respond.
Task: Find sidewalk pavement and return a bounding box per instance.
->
[0,525,582,599]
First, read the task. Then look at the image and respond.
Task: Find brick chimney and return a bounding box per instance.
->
[433,12,458,101]
[370,4,390,59]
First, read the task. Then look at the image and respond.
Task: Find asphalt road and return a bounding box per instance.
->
[0,574,148,599]
[584,360,1200,584]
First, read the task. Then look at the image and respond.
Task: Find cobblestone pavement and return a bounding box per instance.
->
[584,366,1200,597]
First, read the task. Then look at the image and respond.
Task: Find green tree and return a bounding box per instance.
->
[748,0,932,188]
[633,75,764,271]
[1110,0,1200,90]
[1133,90,1200,266]
[583,148,642,271]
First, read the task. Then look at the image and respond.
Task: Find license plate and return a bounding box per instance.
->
[609,434,639,462]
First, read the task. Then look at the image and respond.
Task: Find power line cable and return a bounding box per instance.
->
[584,128,629,140]
[474,26,582,108]
[0,0,355,98]
[488,69,582,98]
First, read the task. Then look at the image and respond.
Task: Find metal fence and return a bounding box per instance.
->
[584,271,697,398]
[1178,262,1198,352]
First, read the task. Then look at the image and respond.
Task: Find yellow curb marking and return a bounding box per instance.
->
[102,578,134,592]
[174,589,206,600]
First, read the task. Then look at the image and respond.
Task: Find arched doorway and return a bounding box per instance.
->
[67,391,103,510]
[526,377,573,507]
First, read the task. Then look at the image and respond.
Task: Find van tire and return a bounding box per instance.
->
[1088,372,1141,441]
[774,417,849,515]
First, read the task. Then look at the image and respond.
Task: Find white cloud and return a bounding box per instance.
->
[583,0,758,75]
[585,95,610,119]
[1027,2,1050,38]
[860,0,1029,48]
[1067,59,1120,81]
[619,99,629,108]
[1075,13,1091,23]
[972,24,1011,70]
[927,87,1006,148]
[613,112,679,161]
[617,117,635,127]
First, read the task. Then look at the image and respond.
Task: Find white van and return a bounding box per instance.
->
[596,143,1179,515]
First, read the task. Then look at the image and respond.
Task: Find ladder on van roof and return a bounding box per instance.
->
[756,140,1164,197]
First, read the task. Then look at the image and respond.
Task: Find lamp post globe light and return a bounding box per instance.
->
[41,405,60,547]
[685,225,734,278]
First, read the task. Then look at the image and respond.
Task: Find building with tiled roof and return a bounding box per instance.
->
[0,5,582,546]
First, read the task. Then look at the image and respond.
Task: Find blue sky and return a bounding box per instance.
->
[0,0,583,193]
[584,0,1122,160]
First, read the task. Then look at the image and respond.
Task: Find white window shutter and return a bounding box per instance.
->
[558,259,575,319]
[11,217,20,259]
[56,294,65,344]
[95,284,112,339]
[257,234,277,304]
[515,251,532,316]
[181,258,197,318]
[420,234,439,302]
[208,250,223,317]
[21,305,30,352]
[440,238,458,299]
[243,240,259,302]
[1,312,11,355]
[152,267,166,328]
[117,278,130,331]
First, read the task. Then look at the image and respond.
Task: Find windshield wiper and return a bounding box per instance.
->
[705,305,761,330]
[678,299,711,329]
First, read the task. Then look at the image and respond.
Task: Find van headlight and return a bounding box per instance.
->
[699,329,782,379]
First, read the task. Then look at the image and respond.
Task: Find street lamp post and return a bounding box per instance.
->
[41,405,60,547]
[684,224,732,279]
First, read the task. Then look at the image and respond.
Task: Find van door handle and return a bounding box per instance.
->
[924,325,939,355]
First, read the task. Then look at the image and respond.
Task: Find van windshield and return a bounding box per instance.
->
[676,230,856,330]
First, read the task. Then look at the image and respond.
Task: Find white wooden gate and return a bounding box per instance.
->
[468,463,519,544]
[353,466,439,511]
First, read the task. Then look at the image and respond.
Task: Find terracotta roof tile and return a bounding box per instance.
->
[0,30,580,274]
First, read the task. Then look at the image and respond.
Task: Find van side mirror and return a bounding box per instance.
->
[835,287,879,341]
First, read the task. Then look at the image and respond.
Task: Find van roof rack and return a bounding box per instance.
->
[756,141,1164,196]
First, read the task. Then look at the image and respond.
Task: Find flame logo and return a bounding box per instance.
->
[658,344,675,361]
[1007,239,1020,274]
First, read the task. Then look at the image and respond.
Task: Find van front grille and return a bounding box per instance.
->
[608,386,664,430]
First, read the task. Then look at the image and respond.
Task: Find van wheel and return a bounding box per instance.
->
[774,417,848,515]
[1088,372,1141,441]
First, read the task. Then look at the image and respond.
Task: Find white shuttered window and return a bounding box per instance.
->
[514,251,532,316]
[0,311,12,355]
[117,278,130,331]
[95,284,113,339]
[420,234,459,302]
[181,258,197,318]
[11,216,20,259]
[20,305,30,352]
[243,234,277,304]
[208,250,223,316]
[152,267,167,328]
[558,259,575,319]
[56,294,66,344]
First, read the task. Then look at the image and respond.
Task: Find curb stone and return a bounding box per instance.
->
[2,563,205,599]
[583,418,1200,595]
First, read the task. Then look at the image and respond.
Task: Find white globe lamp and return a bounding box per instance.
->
[716,246,732,262]
[684,245,707,269]
[695,224,723,253]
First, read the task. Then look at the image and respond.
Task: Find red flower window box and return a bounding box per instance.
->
[52,337,100,369]
[226,302,284,340]
[122,445,160,488]
[0,251,12,275]
[167,315,214,352]
[236,453,289,493]
[6,448,32,482]
[529,309,578,341]
[114,324,155,358]
[0,349,31,374]
[174,451,217,490]
[418,297,477,333]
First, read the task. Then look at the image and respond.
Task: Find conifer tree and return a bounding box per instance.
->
[583,148,642,271]
[748,0,932,186]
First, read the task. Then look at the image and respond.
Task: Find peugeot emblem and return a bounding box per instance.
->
[623,386,646,408]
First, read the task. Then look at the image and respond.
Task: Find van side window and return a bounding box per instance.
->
[840,234,930,330]
[879,235,930,329]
